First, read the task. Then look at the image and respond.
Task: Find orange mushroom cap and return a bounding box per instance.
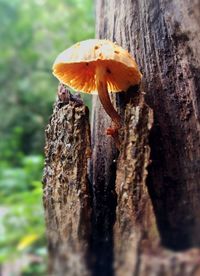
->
[52,39,142,94]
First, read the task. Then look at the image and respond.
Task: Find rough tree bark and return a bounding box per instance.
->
[43,87,91,276]
[43,1,200,275]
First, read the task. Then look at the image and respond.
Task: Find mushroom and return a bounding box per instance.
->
[52,39,142,135]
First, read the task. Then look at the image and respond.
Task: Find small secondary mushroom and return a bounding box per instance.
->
[52,39,142,135]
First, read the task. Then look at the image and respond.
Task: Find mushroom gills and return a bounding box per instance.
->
[96,65,121,129]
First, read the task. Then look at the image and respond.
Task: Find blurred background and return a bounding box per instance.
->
[0,0,94,274]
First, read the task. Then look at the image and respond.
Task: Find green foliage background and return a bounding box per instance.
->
[0,0,94,274]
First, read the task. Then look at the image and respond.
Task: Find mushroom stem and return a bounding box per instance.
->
[96,65,121,128]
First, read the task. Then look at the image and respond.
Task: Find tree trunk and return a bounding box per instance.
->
[95,0,200,249]
[93,0,200,275]
[43,1,200,275]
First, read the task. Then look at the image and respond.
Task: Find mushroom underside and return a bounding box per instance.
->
[53,59,140,94]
